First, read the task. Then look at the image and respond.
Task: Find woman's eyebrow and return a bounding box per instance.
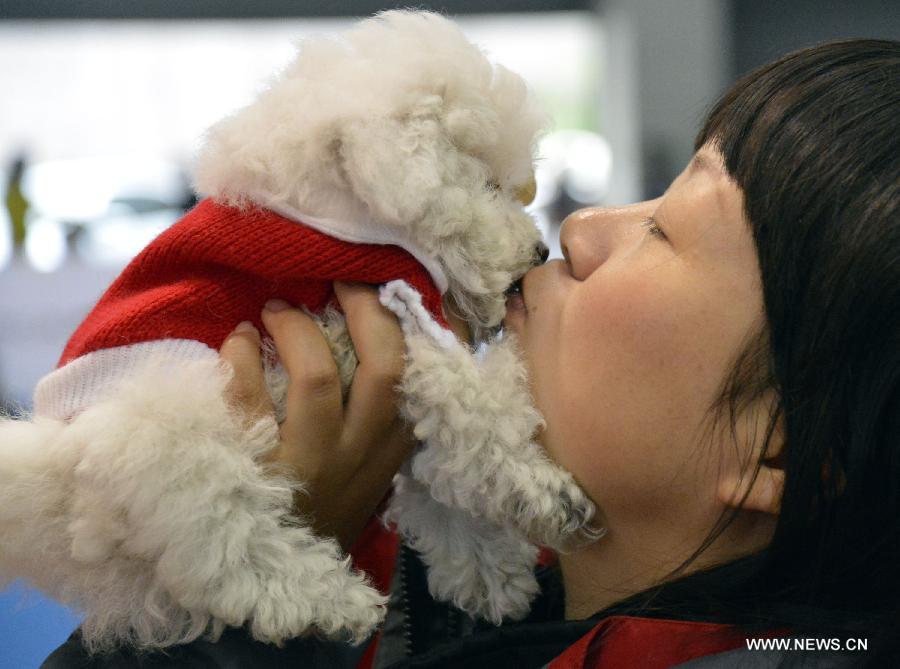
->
[693,152,728,177]
[691,153,712,174]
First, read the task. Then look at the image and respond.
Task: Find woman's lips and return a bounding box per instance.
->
[505,291,526,314]
[503,275,527,327]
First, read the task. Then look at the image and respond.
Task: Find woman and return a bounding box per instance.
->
[44,38,899,669]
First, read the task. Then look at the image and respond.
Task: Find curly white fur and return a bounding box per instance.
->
[0,10,604,655]
[382,465,540,624]
[194,10,548,336]
[379,281,602,550]
[373,280,604,625]
[0,355,385,654]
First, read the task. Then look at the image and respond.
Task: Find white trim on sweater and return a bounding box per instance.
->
[34,339,216,421]
[379,280,458,350]
[33,279,451,424]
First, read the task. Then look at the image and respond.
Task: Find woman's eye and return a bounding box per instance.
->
[640,216,667,240]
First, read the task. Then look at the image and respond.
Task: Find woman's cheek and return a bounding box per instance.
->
[542,282,695,498]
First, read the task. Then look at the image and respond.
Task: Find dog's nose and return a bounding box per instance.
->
[534,241,550,264]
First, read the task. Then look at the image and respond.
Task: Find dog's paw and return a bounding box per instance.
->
[509,463,604,550]
[386,474,539,624]
[238,528,388,645]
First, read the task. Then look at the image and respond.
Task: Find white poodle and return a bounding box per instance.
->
[0,10,601,656]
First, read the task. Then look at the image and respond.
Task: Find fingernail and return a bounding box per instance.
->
[264,298,291,313]
[233,321,258,335]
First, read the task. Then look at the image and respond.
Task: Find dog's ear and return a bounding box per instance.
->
[444,107,501,157]
[335,96,452,227]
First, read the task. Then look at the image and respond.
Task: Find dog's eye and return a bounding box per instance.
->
[487,181,501,192]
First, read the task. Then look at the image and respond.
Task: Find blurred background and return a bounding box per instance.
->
[1,0,898,666]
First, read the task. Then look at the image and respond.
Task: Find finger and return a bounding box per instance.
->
[261,299,343,451]
[325,421,417,552]
[220,321,274,422]
[333,281,407,451]
[355,419,417,485]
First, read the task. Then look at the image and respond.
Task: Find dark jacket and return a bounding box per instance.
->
[42,545,851,669]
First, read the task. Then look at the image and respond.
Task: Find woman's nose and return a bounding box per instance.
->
[559,201,660,280]
[559,207,619,280]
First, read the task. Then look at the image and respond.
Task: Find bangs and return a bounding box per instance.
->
[694,39,900,193]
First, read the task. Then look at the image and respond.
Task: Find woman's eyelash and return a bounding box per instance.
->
[641,216,666,239]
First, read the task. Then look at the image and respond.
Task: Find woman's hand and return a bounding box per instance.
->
[219,281,417,552]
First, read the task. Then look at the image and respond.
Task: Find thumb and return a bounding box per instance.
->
[220,321,275,424]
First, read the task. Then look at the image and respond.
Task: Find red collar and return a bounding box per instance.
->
[548,615,778,669]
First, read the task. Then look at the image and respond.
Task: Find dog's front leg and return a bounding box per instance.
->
[384,463,539,623]
[380,280,601,552]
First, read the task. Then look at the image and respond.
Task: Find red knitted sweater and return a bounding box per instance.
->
[60,198,447,367]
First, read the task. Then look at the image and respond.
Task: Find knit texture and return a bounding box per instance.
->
[35,340,215,421]
[60,198,447,367]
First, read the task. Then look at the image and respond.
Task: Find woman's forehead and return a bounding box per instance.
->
[666,153,750,264]
[672,149,735,220]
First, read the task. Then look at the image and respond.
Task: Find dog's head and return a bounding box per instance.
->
[195,10,549,339]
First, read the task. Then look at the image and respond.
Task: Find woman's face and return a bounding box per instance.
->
[504,145,765,539]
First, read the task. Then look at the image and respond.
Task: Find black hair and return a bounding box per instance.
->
[598,39,900,668]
